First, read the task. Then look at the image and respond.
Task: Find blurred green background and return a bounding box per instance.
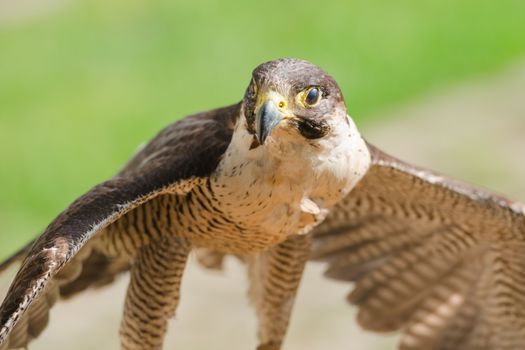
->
[1,0,525,257]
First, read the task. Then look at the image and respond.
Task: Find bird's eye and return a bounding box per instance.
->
[300,87,322,107]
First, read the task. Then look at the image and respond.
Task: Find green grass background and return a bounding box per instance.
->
[1,0,525,258]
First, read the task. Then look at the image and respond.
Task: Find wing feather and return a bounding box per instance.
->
[312,143,525,349]
[0,103,239,347]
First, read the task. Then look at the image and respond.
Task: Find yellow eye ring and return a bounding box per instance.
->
[299,87,322,107]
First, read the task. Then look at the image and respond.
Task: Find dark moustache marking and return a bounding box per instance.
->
[296,118,330,140]
[243,79,258,135]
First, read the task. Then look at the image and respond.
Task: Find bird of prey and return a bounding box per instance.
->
[1,58,524,350]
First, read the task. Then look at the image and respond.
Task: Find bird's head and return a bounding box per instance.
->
[241,58,350,155]
[230,58,370,207]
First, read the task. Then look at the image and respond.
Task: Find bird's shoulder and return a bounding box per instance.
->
[120,102,241,178]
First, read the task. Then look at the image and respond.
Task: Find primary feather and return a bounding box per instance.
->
[312,144,525,349]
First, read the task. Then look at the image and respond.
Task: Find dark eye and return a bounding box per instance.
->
[302,87,322,107]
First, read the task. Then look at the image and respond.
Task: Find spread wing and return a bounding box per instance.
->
[0,104,239,346]
[312,143,525,350]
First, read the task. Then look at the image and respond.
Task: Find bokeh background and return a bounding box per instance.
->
[1,0,525,349]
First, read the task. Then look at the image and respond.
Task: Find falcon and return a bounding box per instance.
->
[1,58,524,350]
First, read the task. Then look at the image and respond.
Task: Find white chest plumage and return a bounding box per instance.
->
[192,117,371,254]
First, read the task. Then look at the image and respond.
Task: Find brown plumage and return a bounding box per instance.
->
[312,144,525,349]
[0,103,238,350]
[1,58,524,350]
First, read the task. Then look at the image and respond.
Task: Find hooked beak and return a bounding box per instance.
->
[255,99,284,145]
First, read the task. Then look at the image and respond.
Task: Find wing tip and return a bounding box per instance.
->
[356,308,401,333]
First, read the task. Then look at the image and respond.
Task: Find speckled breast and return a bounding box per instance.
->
[170,180,304,255]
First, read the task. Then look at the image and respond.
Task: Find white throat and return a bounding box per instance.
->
[211,114,371,242]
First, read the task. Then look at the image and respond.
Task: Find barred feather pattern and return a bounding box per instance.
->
[0,188,202,349]
[0,103,239,348]
[248,234,312,350]
[312,146,525,350]
[120,236,190,350]
[1,168,321,350]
